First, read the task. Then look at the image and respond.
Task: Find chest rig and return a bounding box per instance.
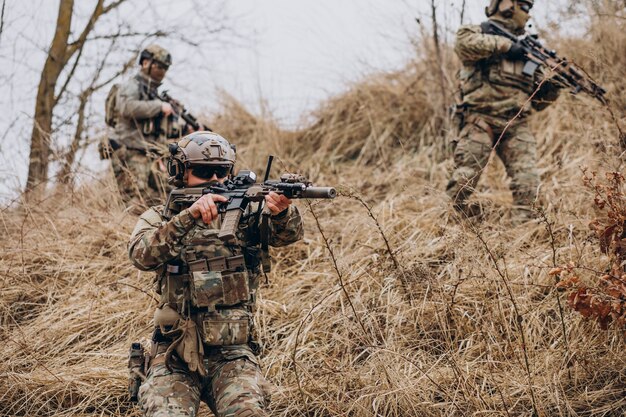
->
[159,208,264,346]
[459,22,539,101]
[136,76,183,141]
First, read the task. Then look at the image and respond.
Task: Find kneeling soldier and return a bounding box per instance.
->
[128,131,303,416]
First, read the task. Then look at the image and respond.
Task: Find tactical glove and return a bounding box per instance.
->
[505,41,526,60]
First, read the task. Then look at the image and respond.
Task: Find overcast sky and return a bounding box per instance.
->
[0,0,567,200]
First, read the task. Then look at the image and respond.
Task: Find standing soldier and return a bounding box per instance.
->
[107,44,195,212]
[446,0,562,222]
[128,132,304,416]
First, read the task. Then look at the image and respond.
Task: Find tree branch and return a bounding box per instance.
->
[0,0,6,46]
[85,29,168,42]
[54,42,85,106]
[66,0,128,57]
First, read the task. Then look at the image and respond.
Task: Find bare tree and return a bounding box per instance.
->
[430,0,448,113]
[57,46,135,185]
[25,0,127,197]
[23,0,237,198]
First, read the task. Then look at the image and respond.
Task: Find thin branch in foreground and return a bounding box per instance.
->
[341,190,416,306]
[535,205,572,381]
[469,225,539,415]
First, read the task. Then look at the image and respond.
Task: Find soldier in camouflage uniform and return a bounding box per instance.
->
[128,131,304,417]
[110,44,195,212]
[446,0,562,221]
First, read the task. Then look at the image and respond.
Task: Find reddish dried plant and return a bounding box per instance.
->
[553,170,626,330]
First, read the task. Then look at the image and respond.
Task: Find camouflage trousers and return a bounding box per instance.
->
[138,346,270,417]
[446,114,540,219]
[110,147,170,213]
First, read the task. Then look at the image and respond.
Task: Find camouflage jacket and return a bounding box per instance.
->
[456,22,560,125]
[112,72,186,152]
[111,72,163,150]
[128,202,303,360]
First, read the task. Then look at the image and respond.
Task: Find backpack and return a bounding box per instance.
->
[105,83,120,127]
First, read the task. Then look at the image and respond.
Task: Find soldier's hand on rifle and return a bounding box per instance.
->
[189,194,229,224]
[265,191,291,216]
[505,40,526,60]
[161,102,174,117]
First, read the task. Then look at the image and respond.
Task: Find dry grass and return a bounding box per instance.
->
[1,6,625,417]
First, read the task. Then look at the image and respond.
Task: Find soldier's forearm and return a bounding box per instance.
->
[455,30,512,62]
[269,206,304,247]
[119,99,163,120]
[128,209,196,270]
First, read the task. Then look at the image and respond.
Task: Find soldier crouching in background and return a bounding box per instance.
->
[128,132,303,416]
[104,44,197,213]
[446,0,562,223]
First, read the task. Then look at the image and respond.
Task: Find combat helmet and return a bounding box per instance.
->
[167,131,237,186]
[485,0,533,17]
[139,44,172,68]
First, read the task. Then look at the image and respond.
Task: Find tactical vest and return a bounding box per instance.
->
[136,76,184,141]
[157,209,263,346]
[459,23,537,103]
[460,58,536,97]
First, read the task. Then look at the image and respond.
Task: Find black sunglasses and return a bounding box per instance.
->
[191,165,230,179]
[153,61,169,71]
[519,2,532,13]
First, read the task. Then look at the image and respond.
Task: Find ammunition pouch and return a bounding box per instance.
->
[142,119,156,136]
[189,255,249,312]
[127,342,145,403]
[202,309,250,346]
[142,114,184,140]
[487,58,535,93]
[155,252,260,346]
[98,137,121,160]
[459,66,483,98]
[464,114,494,141]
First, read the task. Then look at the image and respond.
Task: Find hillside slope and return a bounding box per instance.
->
[1,9,624,417]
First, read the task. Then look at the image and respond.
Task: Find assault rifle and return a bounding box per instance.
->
[163,160,336,242]
[481,20,607,105]
[158,90,208,131]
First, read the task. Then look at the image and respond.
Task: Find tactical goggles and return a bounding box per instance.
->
[152,61,169,71]
[518,1,532,13]
[191,165,230,179]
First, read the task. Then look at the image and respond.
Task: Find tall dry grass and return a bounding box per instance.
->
[1,5,625,417]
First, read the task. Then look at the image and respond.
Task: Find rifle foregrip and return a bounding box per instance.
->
[218,209,242,242]
[302,187,336,199]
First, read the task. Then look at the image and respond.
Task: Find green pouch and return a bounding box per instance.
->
[202,311,250,346]
[191,271,250,311]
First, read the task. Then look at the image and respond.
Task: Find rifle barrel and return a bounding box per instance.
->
[302,187,336,199]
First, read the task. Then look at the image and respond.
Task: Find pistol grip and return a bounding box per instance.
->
[218,209,243,242]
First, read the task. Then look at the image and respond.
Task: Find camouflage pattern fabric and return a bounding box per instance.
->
[456,23,560,119]
[129,201,303,416]
[139,348,270,417]
[110,147,168,212]
[446,115,539,220]
[139,360,200,417]
[113,72,164,151]
[109,72,179,209]
[129,205,303,272]
[448,21,560,219]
